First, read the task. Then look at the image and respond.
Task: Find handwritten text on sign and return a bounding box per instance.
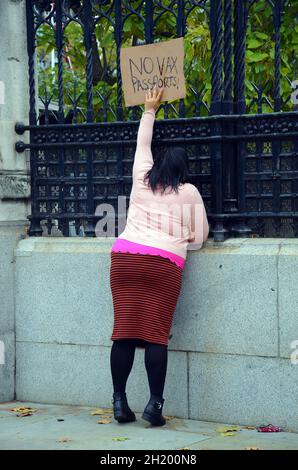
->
[120,37,186,107]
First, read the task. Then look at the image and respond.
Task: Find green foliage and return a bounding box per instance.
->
[35,1,297,121]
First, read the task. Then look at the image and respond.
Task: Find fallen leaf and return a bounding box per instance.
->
[91,408,113,416]
[10,407,37,417]
[216,425,241,433]
[165,415,174,420]
[112,437,130,441]
[10,407,36,413]
[220,432,236,437]
[91,408,106,415]
[57,436,72,443]
[257,424,283,432]
[97,419,112,424]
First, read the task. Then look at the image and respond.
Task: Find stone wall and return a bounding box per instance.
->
[14,237,298,432]
[0,0,30,402]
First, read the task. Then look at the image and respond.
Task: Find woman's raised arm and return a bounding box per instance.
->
[132,86,164,181]
[132,109,156,179]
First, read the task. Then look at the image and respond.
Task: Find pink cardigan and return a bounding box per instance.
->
[111,108,209,268]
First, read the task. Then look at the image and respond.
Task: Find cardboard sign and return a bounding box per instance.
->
[120,37,186,107]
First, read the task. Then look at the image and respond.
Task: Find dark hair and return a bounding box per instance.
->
[143,146,189,195]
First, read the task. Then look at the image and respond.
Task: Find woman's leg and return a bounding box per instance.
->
[110,339,137,393]
[144,342,168,398]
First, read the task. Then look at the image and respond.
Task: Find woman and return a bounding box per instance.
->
[109,85,209,426]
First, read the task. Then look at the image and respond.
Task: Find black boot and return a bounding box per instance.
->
[142,394,166,426]
[112,392,136,423]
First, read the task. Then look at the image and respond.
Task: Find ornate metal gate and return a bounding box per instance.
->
[15,0,298,241]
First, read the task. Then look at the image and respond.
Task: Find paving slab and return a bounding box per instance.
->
[0,402,297,450]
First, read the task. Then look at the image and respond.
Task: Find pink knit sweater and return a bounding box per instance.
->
[111,108,209,268]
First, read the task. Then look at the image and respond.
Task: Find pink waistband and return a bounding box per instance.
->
[111,238,185,269]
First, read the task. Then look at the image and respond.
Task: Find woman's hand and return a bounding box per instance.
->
[145,85,164,112]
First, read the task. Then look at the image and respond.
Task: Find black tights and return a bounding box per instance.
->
[110,339,168,398]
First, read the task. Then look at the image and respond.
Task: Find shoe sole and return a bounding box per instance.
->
[115,414,136,423]
[142,411,166,426]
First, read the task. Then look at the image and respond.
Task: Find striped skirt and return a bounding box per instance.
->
[110,251,184,347]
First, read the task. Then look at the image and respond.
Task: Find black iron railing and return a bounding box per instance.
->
[15,0,298,241]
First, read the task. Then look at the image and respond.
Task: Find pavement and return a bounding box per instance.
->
[0,402,297,450]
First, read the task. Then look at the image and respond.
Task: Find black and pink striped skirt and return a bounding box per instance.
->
[110,251,184,347]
